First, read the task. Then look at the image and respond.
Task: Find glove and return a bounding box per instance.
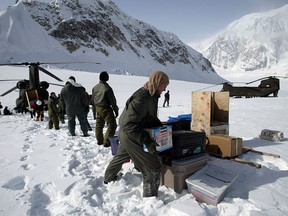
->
[147,141,160,155]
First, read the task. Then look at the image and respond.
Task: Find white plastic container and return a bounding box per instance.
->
[185,164,238,205]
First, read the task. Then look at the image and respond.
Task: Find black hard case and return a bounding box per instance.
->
[161,130,206,160]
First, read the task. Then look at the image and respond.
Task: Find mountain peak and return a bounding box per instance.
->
[196,4,288,73]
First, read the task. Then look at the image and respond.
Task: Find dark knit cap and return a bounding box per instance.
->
[69,76,76,82]
[99,71,109,82]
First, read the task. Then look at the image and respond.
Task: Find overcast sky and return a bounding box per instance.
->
[1,0,288,44]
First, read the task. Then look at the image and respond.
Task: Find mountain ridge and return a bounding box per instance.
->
[0,0,225,84]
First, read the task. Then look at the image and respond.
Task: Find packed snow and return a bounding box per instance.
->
[0,66,288,216]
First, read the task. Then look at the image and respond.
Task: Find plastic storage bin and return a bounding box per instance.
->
[160,154,208,193]
[185,164,238,205]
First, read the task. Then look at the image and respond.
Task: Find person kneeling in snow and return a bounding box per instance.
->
[3,106,13,115]
[104,71,170,197]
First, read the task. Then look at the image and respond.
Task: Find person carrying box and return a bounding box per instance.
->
[104,71,170,197]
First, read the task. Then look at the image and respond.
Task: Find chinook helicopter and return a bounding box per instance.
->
[221,76,282,98]
[0,61,100,109]
[0,62,67,111]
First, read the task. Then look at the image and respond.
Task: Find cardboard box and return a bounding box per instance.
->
[160,154,208,193]
[206,134,242,157]
[186,164,238,205]
[144,125,173,152]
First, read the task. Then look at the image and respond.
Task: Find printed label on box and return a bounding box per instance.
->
[144,125,173,152]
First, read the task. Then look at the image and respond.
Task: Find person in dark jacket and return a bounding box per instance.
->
[104,71,169,197]
[47,92,60,130]
[92,71,119,147]
[3,106,13,115]
[60,76,90,136]
[57,94,65,124]
[163,90,170,107]
[84,92,92,131]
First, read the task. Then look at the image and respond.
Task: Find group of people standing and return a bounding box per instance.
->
[8,70,170,198]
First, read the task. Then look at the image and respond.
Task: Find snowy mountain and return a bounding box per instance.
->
[0,0,225,84]
[195,4,288,73]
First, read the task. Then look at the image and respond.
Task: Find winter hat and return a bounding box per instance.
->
[50,92,56,97]
[69,76,76,82]
[99,71,109,82]
[143,71,169,96]
[36,100,42,106]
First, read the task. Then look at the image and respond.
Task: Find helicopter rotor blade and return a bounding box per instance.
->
[245,76,271,85]
[196,83,224,91]
[273,76,288,79]
[39,61,101,65]
[0,79,22,81]
[1,86,18,97]
[0,62,30,66]
[48,82,65,87]
[38,66,63,82]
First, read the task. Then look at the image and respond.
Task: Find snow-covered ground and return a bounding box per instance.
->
[0,66,288,216]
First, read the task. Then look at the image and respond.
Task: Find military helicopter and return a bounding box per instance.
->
[1,61,100,112]
[220,76,281,98]
[0,62,67,111]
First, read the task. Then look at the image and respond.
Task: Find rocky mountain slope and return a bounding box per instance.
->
[0,0,225,84]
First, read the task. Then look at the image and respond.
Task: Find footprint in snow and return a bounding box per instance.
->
[21,164,35,170]
[19,155,29,161]
[2,176,27,190]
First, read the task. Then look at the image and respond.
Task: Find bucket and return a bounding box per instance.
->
[109,136,119,155]
[259,129,284,142]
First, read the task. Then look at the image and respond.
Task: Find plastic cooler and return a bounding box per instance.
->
[185,163,238,205]
[160,153,208,193]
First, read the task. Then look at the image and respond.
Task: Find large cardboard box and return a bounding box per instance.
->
[206,134,242,157]
[186,164,238,205]
[144,125,173,152]
[160,154,208,193]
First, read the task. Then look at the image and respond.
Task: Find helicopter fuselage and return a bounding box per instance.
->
[221,77,280,98]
